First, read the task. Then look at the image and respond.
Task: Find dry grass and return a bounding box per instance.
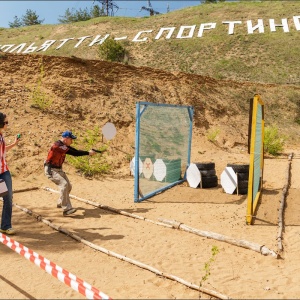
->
[0,1,299,84]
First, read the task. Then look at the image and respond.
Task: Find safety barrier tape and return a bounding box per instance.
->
[0,233,111,300]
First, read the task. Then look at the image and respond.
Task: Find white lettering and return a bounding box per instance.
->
[9,43,27,53]
[36,40,56,52]
[176,25,196,39]
[293,16,300,30]
[0,16,298,54]
[23,43,38,53]
[89,34,110,46]
[114,36,127,40]
[155,27,175,40]
[269,18,289,32]
[247,19,264,34]
[1,45,15,52]
[198,23,216,37]
[132,30,153,42]
[56,38,74,50]
[223,21,242,35]
[75,36,91,48]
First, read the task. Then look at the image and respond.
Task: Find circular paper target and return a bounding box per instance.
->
[143,158,154,179]
[221,167,237,194]
[186,163,201,188]
[130,157,143,176]
[102,122,117,140]
[153,159,166,182]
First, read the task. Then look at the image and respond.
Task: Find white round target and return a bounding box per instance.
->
[153,159,166,182]
[102,122,117,140]
[221,167,237,194]
[143,158,154,179]
[186,163,201,188]
[130,157,143,176]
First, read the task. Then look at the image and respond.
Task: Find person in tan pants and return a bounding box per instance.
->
[44,131,95,216]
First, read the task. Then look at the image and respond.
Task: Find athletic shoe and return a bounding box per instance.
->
[0,228,16,235]
[63,208,77,216]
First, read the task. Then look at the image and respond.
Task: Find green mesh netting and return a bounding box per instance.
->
[253,104,262,201]
[135,102,193,202]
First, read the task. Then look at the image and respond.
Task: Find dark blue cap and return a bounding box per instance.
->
[62,131,77,139]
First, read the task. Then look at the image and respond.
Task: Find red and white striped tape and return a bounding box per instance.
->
[0,233,111,300]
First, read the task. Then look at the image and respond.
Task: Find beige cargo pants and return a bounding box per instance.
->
[44,166,73,211]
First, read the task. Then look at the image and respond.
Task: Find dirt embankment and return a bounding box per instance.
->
[0,53,299,178]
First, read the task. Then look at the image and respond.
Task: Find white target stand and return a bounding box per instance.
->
[153,159,167,182]
[130,157,143,177]
[186,163,202,189]
[220,167,238,194]
[143,157,154,179]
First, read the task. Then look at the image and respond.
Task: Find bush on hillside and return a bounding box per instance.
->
[264,126,286,156]
[66,127,110,177]
[98,38,127,62]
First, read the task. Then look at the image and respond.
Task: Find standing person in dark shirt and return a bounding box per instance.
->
[44,131,96,216]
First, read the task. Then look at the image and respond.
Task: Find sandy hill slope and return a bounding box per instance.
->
[0,53,299,179]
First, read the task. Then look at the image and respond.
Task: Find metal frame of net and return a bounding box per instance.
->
[134,102,194,202]
[246,94,265,225]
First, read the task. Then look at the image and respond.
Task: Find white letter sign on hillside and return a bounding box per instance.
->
[133,30,153,42]
[269,18,289,32]
[56,38,75,50]
[89,34,109,46]
[9,43,26,53]
[36,40,56,52]
[197,23,216,37]
[294,16,300,30]
[247,19,264,34]
[155,27,175,40]
[24,42,38,53]
[177,25,196,39]
[222,21,242,35]
[75,36,91,48]
[1,15,299,54]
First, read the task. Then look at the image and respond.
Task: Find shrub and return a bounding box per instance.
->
[98,38,127,62]
[264,126,286,156]
[206,127,220,143]
[66,127,110,177]
[31,86,52,110]
[30,61,52,110]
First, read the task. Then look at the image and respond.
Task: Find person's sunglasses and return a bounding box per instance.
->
[3,121,8,125]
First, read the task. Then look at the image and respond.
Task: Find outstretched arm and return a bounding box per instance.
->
[5,135,20,151]
[67,147,96,156]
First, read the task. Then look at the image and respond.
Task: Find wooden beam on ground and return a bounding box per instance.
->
[158,218,279,259]
[13,187,39,193]
[12,201,230,300]
[277,153,293,253]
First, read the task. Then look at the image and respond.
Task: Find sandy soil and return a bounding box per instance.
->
[1,140,299,299]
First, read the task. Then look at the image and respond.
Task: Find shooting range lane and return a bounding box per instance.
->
[2,147,299,299]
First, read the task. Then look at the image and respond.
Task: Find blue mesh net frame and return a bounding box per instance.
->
[134,102,194,202]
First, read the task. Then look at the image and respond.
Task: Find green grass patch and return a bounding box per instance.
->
[67,127,110,177]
